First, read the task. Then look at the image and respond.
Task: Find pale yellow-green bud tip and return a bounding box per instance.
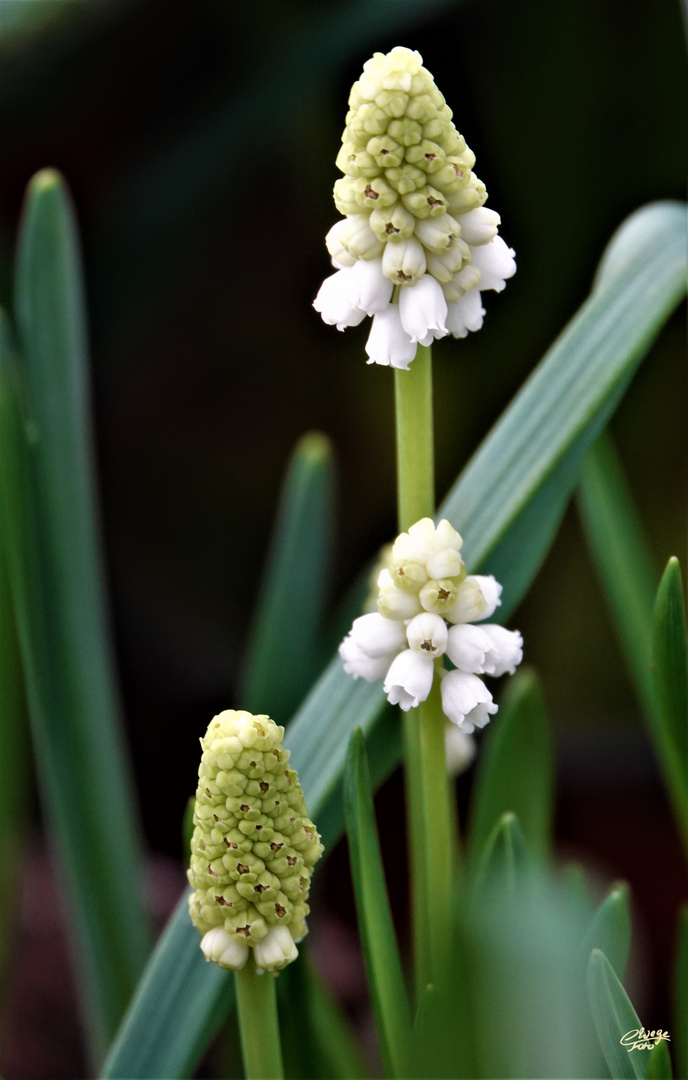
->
[188,710,323,974]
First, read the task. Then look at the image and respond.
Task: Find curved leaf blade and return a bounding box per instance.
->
[587,949,648,1080]
[652,558,688,852]
[583,882,632,982]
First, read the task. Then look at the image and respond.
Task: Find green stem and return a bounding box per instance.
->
[394,343,434,529]
[236,958,284,1080]
[394,343,454,994]
[418,673,453,977]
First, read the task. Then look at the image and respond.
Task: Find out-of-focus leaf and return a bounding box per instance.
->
[646,1039,673,1080]
[578,432,657,714]
[652,558,688,853]
[344,728,411,1078]
[8,170,148,1063]
[470,812,529,903]
[583,882,632,981]
[587,949,649,1079]
[468,669,553,864]
[103,202,687,1078]
[242,432,335,721]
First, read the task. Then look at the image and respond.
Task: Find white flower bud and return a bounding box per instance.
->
[426,547,464,580]
[440,670,498,733]
[200,927,249,971]
[446,623,492,672]
[382,236,426,285]
[445,290,486,338]
[376,568,422,619]
[446,575,502,623]
[383,649,434,711]
[414,213,460,253]
[254,926,298,973]
[458,207,501,246]
[480,625,524,676]
[470,236,516,291]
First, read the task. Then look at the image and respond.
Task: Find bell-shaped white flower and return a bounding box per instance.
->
[446,623,493,673]
[406,612,448,658]
[254,926,298,973]
[313,269,367,330]
[458,207,501,246]
[440,670,498,733]
[383,649,434,711]
[445,289,486,338]
[365,305,417,370]
[445,723,476,776]
[339,612,406,682]
[350,257,394,315]
[470,235,516,292]
[480,624,524,676]
[399,275,448,346]
[446,575,502,624]
[200,927,249,971]
[382,236,426,286]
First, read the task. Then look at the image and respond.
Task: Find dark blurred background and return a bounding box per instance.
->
[0,0,686,1075]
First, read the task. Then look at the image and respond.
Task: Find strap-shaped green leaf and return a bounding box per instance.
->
[583,883,632,982]
[578,432,657,715]
[7,170,149,1064]
[470,812,529,903]
[652,559,688,853]
[468,668,553,864]
[440,201,686,614]
[102,201,687,1078]
[344,728,411,1078]
[242,432,335,721]
[587,948,650,1079]
[646,1039,673,1080]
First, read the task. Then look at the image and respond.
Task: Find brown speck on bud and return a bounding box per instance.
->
[240,804,250,813]
[275,903,287,918]
[236,925,251,938]
[270,842,283,852]
[420,639,435,652]
[213,814,220,822]
[259,781,269,793]
[208,864,218,877]
[254,884,268,894]
[237,863,250,875]
[287,856,296,867]
[205,788,213,799]
[216,896,230,906]
[364,184,379,200]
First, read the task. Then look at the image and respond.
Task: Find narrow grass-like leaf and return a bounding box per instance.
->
[471,812,529,904]
[578,432,657,714]
[344,728,411,1077]
[279,953,369,1080]
[10,170,148,1063]
[440,202,686,612]
[242,432,335,721]
[646,1039,673,1079]
[468,669,553,865]
[674,906,688,1080]
[587,949,649,1079]
[582,882,632,981]
[103,202,687,1077]
[652,559,688,852]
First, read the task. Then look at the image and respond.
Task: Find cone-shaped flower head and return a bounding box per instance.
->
[314,47,516,368]
[188,710,323,974]
[339,518,523,734]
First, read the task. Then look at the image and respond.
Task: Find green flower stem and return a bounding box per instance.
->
[394,344,434,529]
[395,343,454,993]
[236,958,284,1080]
[419,672,453,977]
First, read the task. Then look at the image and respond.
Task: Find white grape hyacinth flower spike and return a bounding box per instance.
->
[338,518,523,735]
[314,46,516,369]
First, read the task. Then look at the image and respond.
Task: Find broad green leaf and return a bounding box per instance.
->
[102,895,229,1080]
[242,432,335,721]
[583,882,632,981]
[587,949,649,1079]
[646,1039,673,1080]
[344,728,411,1078]
[103,202,687,1077]
[440,202,686,613]
[674,907,688,1080]
[562,862,594,922]
[9,170,149,1063]
[652,559,688,853]
[578,432,657,714]
[468,668,553,864]
[470,812,529,903]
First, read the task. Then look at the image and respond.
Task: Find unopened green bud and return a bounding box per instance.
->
[419,577,460,614]
[188,710,323,973]
[391,560,428,593]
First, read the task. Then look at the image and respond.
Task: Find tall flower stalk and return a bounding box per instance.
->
[319,47,522,996]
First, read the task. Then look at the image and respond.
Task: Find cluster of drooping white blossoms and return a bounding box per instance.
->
[340,519,523,731]
[313,47,515,369]
[188,710,323,974]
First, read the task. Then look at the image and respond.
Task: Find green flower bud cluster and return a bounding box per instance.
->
[329,47,494,298]
[378,517,467,621]
[188,710,323,970]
